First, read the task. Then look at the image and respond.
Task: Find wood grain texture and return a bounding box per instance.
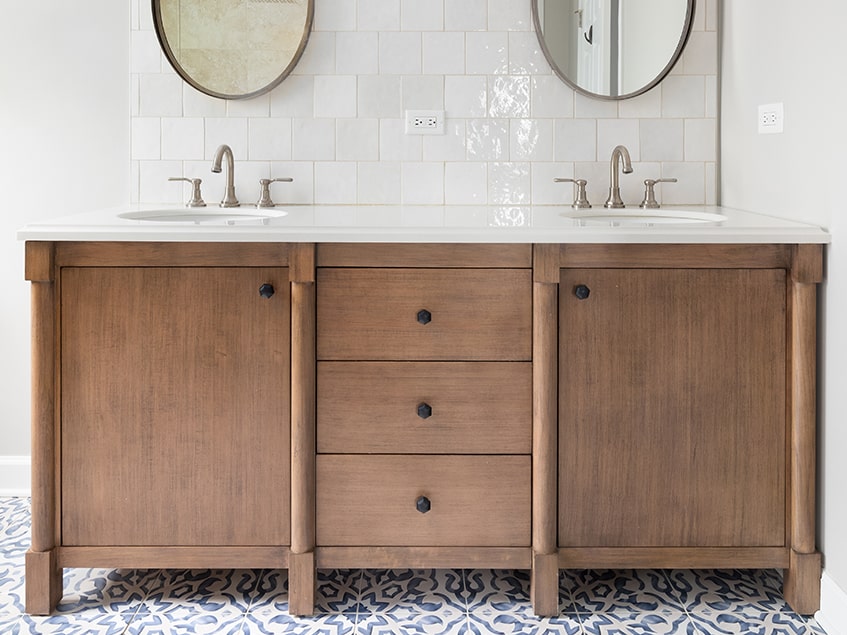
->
[25,242,55,282]
[25,549,62,615]
[317,362,531,454]
[559,243,791,269]
[58,546,288,569]
[60,267,291,546]
[289,551,316,616]
[316,243,531,268]
[531,552,560,617]
[291,281,316,555]
[788,282,818,555]
[558,547,789,569]
[316,268,532,361]
[290,243,316,283]
[790,244,823,284]
[29,282,56,553]
[558,268,787,548]
[783,550,822,615]
[316,455,530,547]
[533,282,558,556]
[55,242,290,267]
[315,547,530,569]
[533,244,560,283]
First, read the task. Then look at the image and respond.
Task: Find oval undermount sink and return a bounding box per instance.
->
[119,209,287,224]
[563,209,727,226]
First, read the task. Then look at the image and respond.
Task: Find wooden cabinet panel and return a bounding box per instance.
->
[61,267,290,546]
[316,455,530,547]
[558,268,786,548]
[317,362,531,454]
[316,268,531,361]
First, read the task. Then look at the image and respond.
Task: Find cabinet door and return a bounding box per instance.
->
[61,267,290,546]
[559,268,786,548]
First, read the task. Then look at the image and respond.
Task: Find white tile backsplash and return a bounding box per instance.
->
[131,1,717,206]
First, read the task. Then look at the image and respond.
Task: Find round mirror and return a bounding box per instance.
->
[532,0,695,100]
[153,0,313,100]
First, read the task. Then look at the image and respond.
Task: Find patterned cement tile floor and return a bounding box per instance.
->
[0,497,828,634]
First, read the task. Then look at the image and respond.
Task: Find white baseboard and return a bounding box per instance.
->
[0,455,30,497]
[817,571,847,635]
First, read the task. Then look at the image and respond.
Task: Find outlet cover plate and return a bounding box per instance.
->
[405,110,445,135]
[758,102,784,134]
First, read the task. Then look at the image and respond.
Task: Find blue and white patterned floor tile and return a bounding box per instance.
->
[0,498,832,634]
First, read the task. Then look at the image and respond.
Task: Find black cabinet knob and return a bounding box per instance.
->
[417,309,432,325]
[259,283,275,299]
[416,496,431,514]
[417,402,433,419]
[574,284,590,300]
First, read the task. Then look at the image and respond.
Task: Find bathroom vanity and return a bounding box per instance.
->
[19,205,827,617]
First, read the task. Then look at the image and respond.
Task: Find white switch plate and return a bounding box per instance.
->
[405,110,445,135]
[758,102,784,134]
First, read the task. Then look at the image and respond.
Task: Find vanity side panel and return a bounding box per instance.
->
[60,267,291,546]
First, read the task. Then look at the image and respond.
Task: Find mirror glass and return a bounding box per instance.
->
[532,0,694,100]
[153,0,313,100]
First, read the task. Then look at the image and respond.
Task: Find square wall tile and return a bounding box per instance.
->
[597,119,640,162]
[662,75,706,118]
[248,118,293,161]
[358,76,402,118]
[509,32,548,75]
[488,0,532,31]
[162,117,204,160]
[555,119,596,162]
[379,32,422,74]
[315,162,357,203]
[336,32,379,75]
[271,161,315,204]
[359,0,401,31]
[511,119,553,161]
[292,118,336,161]
[315,0,356,31]
[445,76,487,118]
[402,162,445,203]
[204,118,248,160]
[423,32,466,75]
[445,162,488,204]
[401,0,444,31]
[337,119,379,161]
[131,118,161,160]
[531,76,574,118]
[466,32,509,75]
[684,119,717,162]
[314,76,358,118]
[445,0,487,31]
[358,162,402,204]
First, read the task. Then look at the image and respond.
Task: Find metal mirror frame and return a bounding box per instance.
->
[152,0,314,101]
[531,0,696,101]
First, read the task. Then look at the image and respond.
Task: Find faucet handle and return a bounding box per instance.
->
[554,178,592,209]
[257,177,294,208]
[639,178,678,209]
[168,177,206,208]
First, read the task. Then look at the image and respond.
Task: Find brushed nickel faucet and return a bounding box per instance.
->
[211,144,239,208]
[604,145,633,209]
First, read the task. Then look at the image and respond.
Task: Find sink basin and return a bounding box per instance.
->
[119,209,287,224]
[563,209,727,226]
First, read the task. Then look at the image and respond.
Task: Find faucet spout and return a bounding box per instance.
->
[605,144,633,209]
[211,144,239,208]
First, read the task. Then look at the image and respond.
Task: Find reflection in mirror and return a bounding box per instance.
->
[532,0,694,100]
[154,0,313,100]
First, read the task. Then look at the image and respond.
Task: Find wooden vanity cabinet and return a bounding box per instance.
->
[24,242,301,615]
[312,244,533,579]
[24,240,823,618]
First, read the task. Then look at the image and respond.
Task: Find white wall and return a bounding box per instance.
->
[0,3,130,466]
[722,0,847,624]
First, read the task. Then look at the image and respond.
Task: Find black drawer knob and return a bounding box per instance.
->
[416,496,431,514]
[574,284,590,300]
[417,402,433,419]
[417,309,432,325]
[259,283,275,299]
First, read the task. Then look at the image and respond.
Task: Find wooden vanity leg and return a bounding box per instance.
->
[25,243,62,615]
[289,245,316,616]
[531,246,560,617]
[783,246,822,615]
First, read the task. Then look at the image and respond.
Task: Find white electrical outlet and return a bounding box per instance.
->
[758,103,784,134]
[405,110,445,135]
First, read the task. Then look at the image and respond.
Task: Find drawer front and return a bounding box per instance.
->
[317,362,532,454]
[316,268,531,361]
[316,455,530,547]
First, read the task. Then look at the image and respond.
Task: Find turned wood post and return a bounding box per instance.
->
[24,242,63,615]
[783,244,823,615]
[531,244,560,616]
[289,243,317,615]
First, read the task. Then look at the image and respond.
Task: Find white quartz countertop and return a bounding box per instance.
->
[16,204,830,244]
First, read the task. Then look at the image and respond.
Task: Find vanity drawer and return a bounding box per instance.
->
[317,362,531,454]
[316,455,530,547]
[316,268,531,361]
